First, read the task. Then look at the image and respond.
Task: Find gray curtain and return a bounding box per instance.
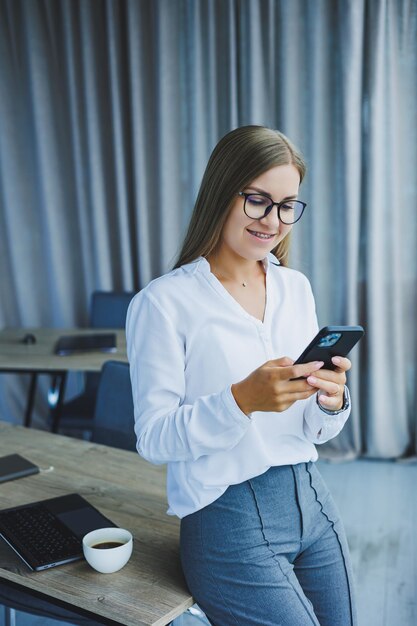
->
[0,0,416,458]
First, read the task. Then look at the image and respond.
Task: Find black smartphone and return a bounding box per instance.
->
[294,325,364,371]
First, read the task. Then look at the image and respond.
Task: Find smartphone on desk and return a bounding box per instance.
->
[294,325,365,371]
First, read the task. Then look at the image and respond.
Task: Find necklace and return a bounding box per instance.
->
[209,258,259,288]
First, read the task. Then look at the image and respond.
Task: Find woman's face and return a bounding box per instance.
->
[218,164,301,262]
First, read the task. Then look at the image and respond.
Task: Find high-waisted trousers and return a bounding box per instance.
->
[180,462,357,626]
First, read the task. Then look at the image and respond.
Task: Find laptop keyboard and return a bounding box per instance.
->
[0,504,81,565]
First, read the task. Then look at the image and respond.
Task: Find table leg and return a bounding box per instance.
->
[4,607,16,626]
[24,373,38,428]
[50,372,67,433]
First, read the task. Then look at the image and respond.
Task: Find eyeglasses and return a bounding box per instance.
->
[238,192,307,225]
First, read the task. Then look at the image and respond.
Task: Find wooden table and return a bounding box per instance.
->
[0,328,128,430]
[0,421,193,625]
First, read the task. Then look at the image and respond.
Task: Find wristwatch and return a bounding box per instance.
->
[316,385,350,415]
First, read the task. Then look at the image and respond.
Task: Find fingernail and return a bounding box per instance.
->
[307,376,317,384]
[314,361,324,368]
[332,357,341,364]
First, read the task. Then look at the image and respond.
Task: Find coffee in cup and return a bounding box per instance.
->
[82,527,133,573]
[91,541,125,549]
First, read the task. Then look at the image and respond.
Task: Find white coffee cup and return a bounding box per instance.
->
[82,527,133,574]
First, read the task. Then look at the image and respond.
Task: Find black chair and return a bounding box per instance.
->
[51,290,136,436]
[91,360,136,451]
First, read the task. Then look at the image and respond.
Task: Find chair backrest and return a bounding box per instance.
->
[85,290,136,398]
[90,291,136,329]
[91,361,137,451]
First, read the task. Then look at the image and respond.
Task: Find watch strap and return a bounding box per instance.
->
[316,385,350,416]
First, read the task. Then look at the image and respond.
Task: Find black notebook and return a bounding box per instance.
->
[0,493,117,571]
[0,454,39,484]
[54,333,117,355]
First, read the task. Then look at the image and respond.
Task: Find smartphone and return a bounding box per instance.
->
[294,325,364,371]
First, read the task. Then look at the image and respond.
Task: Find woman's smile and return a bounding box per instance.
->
[246,228,277,242]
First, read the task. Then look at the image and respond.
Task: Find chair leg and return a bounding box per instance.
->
[50,372,68,433]
[24,373,38,427]
[4,606,17,626]
[170,606,211,624]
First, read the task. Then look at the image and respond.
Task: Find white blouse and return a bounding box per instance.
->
[126,255,351,518]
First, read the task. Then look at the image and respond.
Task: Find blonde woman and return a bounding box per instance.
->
[127,126,357,626]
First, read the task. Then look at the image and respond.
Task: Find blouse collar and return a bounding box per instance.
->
[192,253,280,276]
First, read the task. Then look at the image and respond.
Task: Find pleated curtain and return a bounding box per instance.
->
[0,0,416,458]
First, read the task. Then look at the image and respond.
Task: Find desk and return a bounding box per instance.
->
[0,328,128,430]
[0,421,193,625]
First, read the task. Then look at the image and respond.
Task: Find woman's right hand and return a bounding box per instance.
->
[231,357,324,415]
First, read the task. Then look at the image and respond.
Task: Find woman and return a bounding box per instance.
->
[126,126,357,626]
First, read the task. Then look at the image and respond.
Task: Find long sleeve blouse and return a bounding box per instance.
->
[126,255,351,518]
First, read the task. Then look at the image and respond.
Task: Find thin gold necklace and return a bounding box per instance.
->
[210,263,255,288]
[210,256,264,287]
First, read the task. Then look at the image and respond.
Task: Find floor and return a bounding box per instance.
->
[1,459,416,626]
[319,457,417,626]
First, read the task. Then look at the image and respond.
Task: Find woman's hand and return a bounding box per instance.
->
[305,356,351,411]
[231,357,325,415]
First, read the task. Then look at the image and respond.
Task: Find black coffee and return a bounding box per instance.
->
[91,541,125,549]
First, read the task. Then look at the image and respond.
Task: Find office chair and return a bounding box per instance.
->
[50,290,136,436]
[89,291,136,329]
[91,360,137,451]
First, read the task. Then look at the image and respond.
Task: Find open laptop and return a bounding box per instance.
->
[0,493,116,571]
[54,333,117,356]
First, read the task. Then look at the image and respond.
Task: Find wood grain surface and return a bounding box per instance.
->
[0,422,193,626]
[0,328,127,372]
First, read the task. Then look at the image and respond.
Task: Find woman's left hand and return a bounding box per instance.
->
[305,356,351,411]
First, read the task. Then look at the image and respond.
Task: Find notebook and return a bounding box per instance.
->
[0,454,40,484]
[54,333,117,356]
[0,493,116,571]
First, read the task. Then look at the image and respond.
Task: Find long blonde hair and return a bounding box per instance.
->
[174,125,306,269]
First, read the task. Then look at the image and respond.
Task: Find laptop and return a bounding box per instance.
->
[54,333,117,356]
[0,493,117,571]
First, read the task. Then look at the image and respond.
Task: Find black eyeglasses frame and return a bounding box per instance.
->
[237,191,307,225]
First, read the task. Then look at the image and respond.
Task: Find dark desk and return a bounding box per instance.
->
[0,421,192,625]
[0,328,128,430]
